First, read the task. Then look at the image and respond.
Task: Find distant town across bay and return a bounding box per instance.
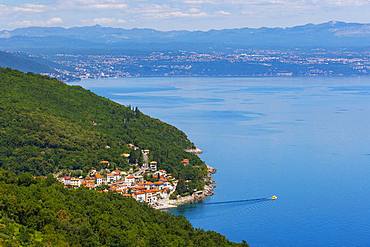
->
[2,48,369,82]
[0,21,369,81]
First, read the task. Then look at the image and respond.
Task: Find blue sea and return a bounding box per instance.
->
[72,77,370,247]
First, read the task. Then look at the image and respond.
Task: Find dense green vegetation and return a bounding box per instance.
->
[0,170,247,246]
[0,68,206,193]
[0,69,248,246]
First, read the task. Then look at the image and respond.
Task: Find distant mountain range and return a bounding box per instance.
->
[0,21,369,53]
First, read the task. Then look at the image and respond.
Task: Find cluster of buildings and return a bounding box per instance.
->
[58,156,178,207]
[56,142,203,208]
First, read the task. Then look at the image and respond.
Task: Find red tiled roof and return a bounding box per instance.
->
[145,189,159,193]
[133,186,146,190]
[113,169,121,175]
[134,191,145,195]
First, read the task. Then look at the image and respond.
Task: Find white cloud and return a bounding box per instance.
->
[13,4,48,13]
[88,2,127,9]
[183,0,219,4]
[134,4,208,19]
[215,10,231,16]
[82,17,127,25]
[0,3,48,16]
[61,0,128,10]
[47,17,64,25]
[11,17,64,27]
[166,10,208,18]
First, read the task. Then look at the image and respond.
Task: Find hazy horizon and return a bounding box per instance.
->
[1,20,370,33]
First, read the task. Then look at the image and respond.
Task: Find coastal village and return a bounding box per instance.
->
[57,144,215,209]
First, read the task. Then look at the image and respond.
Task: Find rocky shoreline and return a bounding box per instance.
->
[155,164,216,210]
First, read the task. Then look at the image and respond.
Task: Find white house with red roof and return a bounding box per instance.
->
[125,175,136,186]
[133,191,146,202]
[95,173,107,186]
[107,169,122,183]
[62,176,71,186]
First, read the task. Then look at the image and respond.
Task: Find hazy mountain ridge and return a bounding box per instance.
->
[1,21,369,53]
[0,51,77,81]
[0,51,56,73]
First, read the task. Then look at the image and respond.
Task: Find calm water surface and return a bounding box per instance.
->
[73,77,370,247]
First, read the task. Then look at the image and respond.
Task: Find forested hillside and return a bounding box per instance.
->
[0,170,247,246]
[0,69,248,246]
[0,69,207,193]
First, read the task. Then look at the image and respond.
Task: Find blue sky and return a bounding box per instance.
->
[0,0,369,30]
